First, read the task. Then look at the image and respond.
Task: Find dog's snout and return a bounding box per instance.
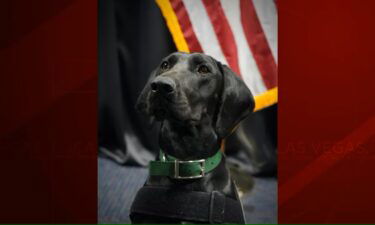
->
[151,78,176,95]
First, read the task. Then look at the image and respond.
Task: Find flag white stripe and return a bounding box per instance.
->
[182,0,228,66]
[252,0,278,63]
[220,0,267,95]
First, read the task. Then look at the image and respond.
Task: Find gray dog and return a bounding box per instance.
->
[130,52,254,224]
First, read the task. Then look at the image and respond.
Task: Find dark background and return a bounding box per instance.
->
[98,0,175,166]
[0,0,374,223]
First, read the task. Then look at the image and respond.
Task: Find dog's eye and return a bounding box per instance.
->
[198,65,210,74]
[160,61,169,70]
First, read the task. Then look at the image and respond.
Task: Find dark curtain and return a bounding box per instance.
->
[98,0,277,176]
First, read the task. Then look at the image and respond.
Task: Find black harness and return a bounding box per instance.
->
[130,150,246,224]
[130,186,245,224]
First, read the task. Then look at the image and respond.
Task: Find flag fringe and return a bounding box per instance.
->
[254,87,278,111]
[155,0,190,53]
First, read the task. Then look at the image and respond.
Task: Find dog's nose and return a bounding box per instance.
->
[151,78,175,96]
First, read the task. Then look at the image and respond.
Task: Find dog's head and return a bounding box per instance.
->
[136,52,254,138]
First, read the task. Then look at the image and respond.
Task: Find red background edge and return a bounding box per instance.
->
[0,0,375,223]
[279,0,375,223]
[0,0,97,223]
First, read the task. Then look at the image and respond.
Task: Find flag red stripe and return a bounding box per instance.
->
[171,0,203,53]
[241,0,277,89]
[201,0,241,76]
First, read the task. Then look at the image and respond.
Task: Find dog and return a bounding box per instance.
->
[130,52,254,224]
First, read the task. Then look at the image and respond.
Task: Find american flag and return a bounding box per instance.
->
[156,0,278,111]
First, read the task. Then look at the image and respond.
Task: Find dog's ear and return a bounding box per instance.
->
[135,69,157,116]
[215,63,255,138]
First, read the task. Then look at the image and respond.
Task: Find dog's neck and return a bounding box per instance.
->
[159,113,220,160]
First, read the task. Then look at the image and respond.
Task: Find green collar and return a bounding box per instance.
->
[149,150,222,179]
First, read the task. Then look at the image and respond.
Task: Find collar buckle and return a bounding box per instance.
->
[174,159,205,179]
